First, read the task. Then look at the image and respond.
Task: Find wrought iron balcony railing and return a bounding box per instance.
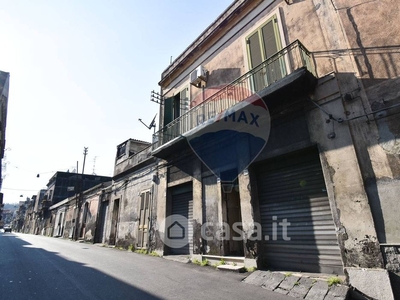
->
[152,40,315,150]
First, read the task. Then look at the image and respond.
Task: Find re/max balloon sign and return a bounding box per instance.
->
[184,87,271,185]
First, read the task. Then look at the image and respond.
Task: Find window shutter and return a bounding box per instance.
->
[180,88,187,102]
[261,18,284,83]
[173,94,180,119]
[164,97,174,126]
[180,88,187,112]
[261,20,278,58]
[247,32,263,68]
[248,32,266,91]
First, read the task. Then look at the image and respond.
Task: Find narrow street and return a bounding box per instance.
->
[0,232,291,300]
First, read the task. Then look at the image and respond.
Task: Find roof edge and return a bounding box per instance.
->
[158,0,248,86]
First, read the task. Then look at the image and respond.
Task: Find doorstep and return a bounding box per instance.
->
[163,255,190,264]
[217,264,246,273]
[202,255,245,266]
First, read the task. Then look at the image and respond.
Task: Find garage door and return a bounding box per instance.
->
[256,148,343,274]
[169,184,193,255]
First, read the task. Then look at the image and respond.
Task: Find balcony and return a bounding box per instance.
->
[152,40,317,158]
[113,143,156,179]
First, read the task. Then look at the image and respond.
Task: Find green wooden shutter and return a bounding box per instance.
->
[262,20,278,58]
[247,32,266,91]
[248,32,263,68]
[173,93,180,119]
[164,97,174,126]
[261,19,283,83]
[247,16,285,91]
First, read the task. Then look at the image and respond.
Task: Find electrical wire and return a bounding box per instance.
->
[307,98,341,122]
[344,102,400,122]
[1,187,41,192]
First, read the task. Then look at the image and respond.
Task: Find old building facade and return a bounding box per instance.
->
[150,0,399,297]
[46,139,158,249]
[104,139,158,249]
[38,171,111,237]
[11,1,399,298]
[0,70,10,222]
[49,181,112,242]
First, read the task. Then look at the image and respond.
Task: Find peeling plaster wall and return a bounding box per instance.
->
[334,0,400,87]
[113,164,156,249]
[286,0,400,273]
[201,175,220,255]
[361,78,400,245]
[238,172,258,260]
[80,195,99,243]
[63,204,75,239]
[192,159,203,255]
[154,164,167,254]
[307,74,383,269]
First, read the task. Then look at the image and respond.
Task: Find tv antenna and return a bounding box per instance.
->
[139,114,157,134]
[92,156,97,175]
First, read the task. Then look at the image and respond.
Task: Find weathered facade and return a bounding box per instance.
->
[151,0,399,298]
[49,181,112,242]
[37,171,112,237]
[103,139,158,250]
[0,70,10,221]
[32,189,46,235]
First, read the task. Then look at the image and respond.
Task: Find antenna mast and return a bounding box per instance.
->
[92,156,97,175]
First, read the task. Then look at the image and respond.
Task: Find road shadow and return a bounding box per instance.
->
[0,233,161,300]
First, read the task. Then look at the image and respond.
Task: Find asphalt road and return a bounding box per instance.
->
[0,231,292,300]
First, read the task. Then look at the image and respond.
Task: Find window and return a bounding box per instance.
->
[116,143,126,158]
[246,15,286,91]
[163,87,188,126]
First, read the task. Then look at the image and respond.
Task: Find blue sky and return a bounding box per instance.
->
[0,0,233,203]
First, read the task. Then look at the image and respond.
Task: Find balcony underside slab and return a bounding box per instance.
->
[258,67,317,110]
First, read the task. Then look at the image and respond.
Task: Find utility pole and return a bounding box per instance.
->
[82,147,88,174]
[74,147,88,241]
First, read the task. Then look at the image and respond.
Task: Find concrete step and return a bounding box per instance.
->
[217,264,246,273]
[163,255,190,264]
[202,255,245,267]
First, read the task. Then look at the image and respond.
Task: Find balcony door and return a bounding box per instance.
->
[163,87,189,142]
[246,15,285,92]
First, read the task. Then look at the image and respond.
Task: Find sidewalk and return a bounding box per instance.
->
[243,270,349,300]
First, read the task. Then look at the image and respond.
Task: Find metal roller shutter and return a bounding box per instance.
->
[256,148,343,274]
[169,186,193,255]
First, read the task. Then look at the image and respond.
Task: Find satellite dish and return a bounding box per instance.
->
[138,114,157,133]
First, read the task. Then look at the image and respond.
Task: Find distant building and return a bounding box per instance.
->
[0,70,10,222]
[1,209,13,225]
[49,180,111,241]
[43,171,112,206]
[46,138,157,245]
[39,171,112,236]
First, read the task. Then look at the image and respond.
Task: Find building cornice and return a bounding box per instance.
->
[158,0,264,89]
